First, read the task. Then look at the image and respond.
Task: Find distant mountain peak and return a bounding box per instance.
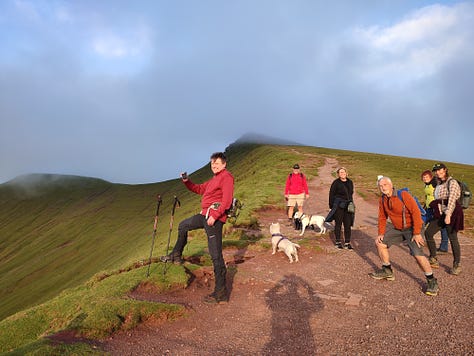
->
[233,132,302,146]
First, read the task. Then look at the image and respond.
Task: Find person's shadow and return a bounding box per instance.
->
[262,274,323,355]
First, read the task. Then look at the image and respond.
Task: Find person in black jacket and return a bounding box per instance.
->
[326,167,355,250]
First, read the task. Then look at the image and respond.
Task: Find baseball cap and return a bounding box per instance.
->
[432,163,447,171]
[293,164,300,169]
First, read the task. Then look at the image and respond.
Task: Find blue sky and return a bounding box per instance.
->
[1,0,473,184]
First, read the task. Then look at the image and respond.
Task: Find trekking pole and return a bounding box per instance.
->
[146,194,162,277]
[164,196,181,274]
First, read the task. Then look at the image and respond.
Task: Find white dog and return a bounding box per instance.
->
[270,222,300,263]
[293,212,327,236]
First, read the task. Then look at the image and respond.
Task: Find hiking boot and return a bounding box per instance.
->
[428,257,439,268]
[425,277,439,296]
[436,248,449,255]
[294,219,302,230]
[335,242,343,249]
[369,266,395,281]
[159,253,183,265]
[203,289,229,304]
[450,263,462,275]
[343,243,354,250]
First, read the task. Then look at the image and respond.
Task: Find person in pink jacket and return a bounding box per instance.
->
[284,164,309,223]
[161,152,234,304]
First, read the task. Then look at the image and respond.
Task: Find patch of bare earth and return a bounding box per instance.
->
[101,157,474,355]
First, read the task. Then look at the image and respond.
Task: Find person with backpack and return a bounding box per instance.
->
[424,163,464,275]
[369,176,438,296]
[284,164,309,223]
[160,152,234,303]
[326,167,355,250]
[421,170,449,253]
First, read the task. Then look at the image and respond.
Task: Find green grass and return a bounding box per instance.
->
[0,262,188,354]
[0,142,473,354]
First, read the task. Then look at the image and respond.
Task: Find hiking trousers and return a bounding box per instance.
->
[334,207,352,243]
[173,214,227,292]
[425,218,461,264]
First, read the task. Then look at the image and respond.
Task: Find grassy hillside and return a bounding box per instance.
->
[0,143,472,349]
[0,143,306,321]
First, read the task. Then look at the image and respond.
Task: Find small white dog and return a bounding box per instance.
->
[293,212,326,236]
[270,222,300,263]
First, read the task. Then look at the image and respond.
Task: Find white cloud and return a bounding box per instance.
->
[1,1,473,185]
[350,3,474,87]
[366,5,458,51]
[90,24,152,59]
[92,34,129,58]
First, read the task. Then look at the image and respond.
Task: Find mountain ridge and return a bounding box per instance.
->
[1,142,473,323]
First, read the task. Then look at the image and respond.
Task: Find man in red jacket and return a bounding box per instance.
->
[161,152,234,303]
[284,164,309,222]
[369,176,439,296]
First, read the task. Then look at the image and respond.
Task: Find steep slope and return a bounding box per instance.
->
[0,143,306,320]
[0,174,192,320]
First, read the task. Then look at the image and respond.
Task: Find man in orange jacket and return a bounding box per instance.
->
[369,176,438,296]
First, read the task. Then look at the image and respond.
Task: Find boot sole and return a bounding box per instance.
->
[203,297,229,304]
[369,274,395,281]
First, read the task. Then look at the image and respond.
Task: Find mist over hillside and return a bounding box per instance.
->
[2,173,111,200]
[2,134,291,186]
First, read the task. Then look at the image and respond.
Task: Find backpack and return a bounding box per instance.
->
[396,188,429,224]
[383,188,429,225]
[447,178,472,209]
[226,197,243,223]
[289,173,304,180]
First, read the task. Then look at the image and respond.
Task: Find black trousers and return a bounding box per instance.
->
[425,218,461,264]
[334,207,352,243]
[172,214,227,292]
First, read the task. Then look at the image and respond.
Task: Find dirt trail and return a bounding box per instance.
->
[103,157,474,355]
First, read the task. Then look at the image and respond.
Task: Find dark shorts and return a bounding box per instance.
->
[382,227,425,256]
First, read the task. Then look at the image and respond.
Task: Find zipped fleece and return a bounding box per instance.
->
[378,190,423,236]
[184,169,234,223]
[284,173,309,195]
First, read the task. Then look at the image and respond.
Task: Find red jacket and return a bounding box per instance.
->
[378,190,423,236]
[184,169,234,222]
[284,173,309,195]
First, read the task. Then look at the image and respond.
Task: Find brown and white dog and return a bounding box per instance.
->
[270,222,300,263]
[293,212,326,236]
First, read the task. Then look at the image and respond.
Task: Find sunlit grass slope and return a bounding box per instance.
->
[0,262,188,354]
[1,142,472,326]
